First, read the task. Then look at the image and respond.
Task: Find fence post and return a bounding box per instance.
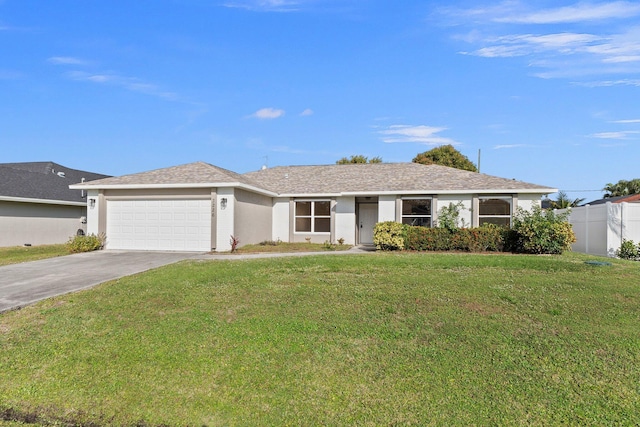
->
[585,204,589,254]
[621,202,626,243]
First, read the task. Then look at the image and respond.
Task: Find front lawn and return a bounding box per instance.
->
[0,244,68,266]
[1,252,639,425]
[232,241,352,253]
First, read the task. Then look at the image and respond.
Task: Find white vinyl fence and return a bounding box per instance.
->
[558,202,640,257]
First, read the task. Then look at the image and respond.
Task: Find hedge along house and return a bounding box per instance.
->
[71,161,556,252]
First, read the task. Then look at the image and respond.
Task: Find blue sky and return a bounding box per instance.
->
[2,0,639,202]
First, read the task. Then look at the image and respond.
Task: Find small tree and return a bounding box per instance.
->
[413,145,477,172]
[616,240,640,261]
[436,202,467,231]
[336,155,382,164]
[510,206,576,254]
[550,191,585,209]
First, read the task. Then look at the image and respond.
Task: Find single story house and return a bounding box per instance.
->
[70,161,556,252]
[0,162,110,247]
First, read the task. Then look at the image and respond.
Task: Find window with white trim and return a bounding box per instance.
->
[295,200,331,233]
[401,198,432,227]
[478,197,512,226]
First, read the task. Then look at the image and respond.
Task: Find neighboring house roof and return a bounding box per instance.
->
[72,161,274,195]
[584,194,640,205]
[244,163,555,196]
[0,162,110,205]
[74,161,556,196]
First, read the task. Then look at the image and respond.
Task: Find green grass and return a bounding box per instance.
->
[1,252,639,426]
[0,244,68,266]
[233,241,351,253]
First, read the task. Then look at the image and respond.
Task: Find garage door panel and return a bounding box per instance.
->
[107,199,211,251]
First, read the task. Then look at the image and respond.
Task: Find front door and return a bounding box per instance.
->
[358,204,378,244]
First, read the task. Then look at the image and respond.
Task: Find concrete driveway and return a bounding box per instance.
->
[0,250,198,313]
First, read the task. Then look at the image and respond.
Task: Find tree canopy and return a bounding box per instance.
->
[603,179,640,198]
[549,191,585,209]
[336,155,382,164]
[412,145,477,172]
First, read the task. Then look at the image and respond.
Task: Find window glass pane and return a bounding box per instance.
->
[402,199,431,215]
[295,202,311,216]
[402,217,431,227]
[479,199,510,215]
[314,217,331,232]
[479,217,510,227]
[295,217,311,232]
[315,201,331,216]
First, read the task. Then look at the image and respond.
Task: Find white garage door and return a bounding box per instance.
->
[106,199,211,251]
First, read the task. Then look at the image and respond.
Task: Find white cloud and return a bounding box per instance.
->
[222,0,304,12]
[590,130,640,139]
[48,56,89,66]
[612,118,640,123]
[447,2,640,80]
[251,107,285,119]
[493,144,526,149]
[494,1,640,24]
[65,71,180,101]
[378,125,459,145]
[300,108,314,116]
[577,78,640,86]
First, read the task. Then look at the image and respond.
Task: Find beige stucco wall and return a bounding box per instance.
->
[378,196,396,222]
[436,195,473,228]
[234,188,272,247]
[272,198,290,242]
[0,200,86,247]
[335,196,356,245]
[516,194,540,212]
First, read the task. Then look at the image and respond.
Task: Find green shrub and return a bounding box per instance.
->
[510,207,576,254]
[616,240,640,261]
[373,222,406,250]
[436,201,467,231]
[405,227,452,251]
[405,225,504,252]
[323,240,337,251]
[66,233,106,253]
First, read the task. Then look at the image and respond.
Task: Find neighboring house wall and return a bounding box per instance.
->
[234,188,272,247]
[560,202,640,257]
[0,200,86,247]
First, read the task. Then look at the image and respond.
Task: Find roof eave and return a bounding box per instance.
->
[0,195,86,207]
[281,188,557,197]
[69,182,278,197]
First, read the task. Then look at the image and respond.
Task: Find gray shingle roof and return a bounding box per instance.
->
[0,162,110,203]
[75,161,555,196]
[79,161,266,190]
[243,163,555,195]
